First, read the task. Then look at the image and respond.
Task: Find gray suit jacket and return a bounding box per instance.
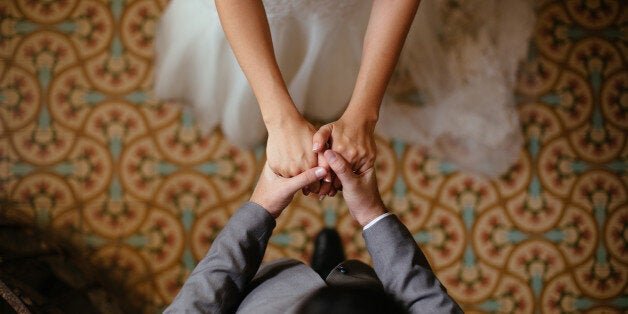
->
[164,202,462,313]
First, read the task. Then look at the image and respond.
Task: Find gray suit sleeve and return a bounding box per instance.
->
[363,215,463,313]
[164,202,276,313]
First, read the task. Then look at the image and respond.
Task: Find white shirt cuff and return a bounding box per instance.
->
[363,213,392,230]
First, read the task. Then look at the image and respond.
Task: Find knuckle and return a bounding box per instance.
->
[357,149,367,159]
[347,150,357,161]
[288,167,299,177]
[334,144,346,152]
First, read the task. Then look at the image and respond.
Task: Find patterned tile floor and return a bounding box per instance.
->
[0,0,626,312]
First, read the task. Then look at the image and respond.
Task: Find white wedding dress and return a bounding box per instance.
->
[154,0,536,177]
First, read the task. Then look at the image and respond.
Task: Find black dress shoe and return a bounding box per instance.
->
[311,227,346,279]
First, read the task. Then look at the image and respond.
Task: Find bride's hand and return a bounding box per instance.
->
[312,115,377,176]
[266,117,319,178]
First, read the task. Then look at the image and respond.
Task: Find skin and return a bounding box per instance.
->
[250,150,387,227]
[215,0,421,198]
[323,150,386,226]
[313,0,421,175]
[250,163,327,218]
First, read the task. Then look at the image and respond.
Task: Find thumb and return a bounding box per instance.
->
[324,150,353,183]
[286,167,327,192]
[312,124,332,153]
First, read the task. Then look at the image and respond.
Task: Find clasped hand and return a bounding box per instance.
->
[266,115,377,199]
[252,150,385,225]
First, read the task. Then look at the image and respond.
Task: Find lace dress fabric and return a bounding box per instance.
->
[154,0,536,177]
[380,0,536,176]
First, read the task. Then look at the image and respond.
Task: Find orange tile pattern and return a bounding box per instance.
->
[0,0,626,312]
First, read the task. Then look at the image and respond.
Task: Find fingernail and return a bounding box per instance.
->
[318,194,325,201]
[312,142,320,151]
[324,177,332,182]
[325,150,336,162]
[329,191,336,197]
[314,167,326,178]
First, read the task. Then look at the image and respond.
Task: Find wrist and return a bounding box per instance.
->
[342,103,379,125]
[249,195,281,219]
[264,106,304,130]
[354,204,387,227]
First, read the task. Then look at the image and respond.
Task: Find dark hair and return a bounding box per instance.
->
[297,285,408,314]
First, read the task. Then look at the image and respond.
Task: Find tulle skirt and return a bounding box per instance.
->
[154,0,536,177]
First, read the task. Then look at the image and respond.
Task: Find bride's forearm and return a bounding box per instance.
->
[345,0,420,122]
[215,0,300,127]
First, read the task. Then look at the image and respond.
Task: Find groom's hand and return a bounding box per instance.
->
[324,150,386,226]
[251,162,327,218]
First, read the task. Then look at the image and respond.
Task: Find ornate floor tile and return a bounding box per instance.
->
[1,0,626,312]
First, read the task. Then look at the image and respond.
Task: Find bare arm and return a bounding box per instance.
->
[214,0,299,125]
[215,1,318,179]
[313,0,420,176]
[348,0,420,120]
